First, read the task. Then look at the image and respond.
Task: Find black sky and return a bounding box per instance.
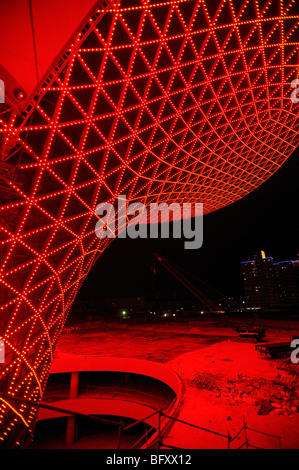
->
[77,144,299,302]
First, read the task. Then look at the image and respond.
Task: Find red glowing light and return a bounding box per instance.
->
[13,89,26,101]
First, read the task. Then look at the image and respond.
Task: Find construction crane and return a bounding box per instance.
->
[152,253,266,342]
[152,253,222,312]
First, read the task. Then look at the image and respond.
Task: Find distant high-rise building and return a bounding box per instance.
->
[241,251,299,308]
[274,259,299,306]
[241,251,279,308]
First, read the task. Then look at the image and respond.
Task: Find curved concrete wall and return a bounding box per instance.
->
[50,357,182,397]
[37,398,160,429]
[35,357,183,448]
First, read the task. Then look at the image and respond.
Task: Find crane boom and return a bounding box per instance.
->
[152,253,266,341]
[152,253,219,311]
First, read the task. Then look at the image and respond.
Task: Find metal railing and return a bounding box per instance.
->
[43,383,172,412]
[228,416,282,449]
[128,410,282,450]
[0,392,282,449]
[145,409,232,449]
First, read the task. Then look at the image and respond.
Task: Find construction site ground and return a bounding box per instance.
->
[54,317,299,449]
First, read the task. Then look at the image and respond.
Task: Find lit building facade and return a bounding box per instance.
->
[241,251,299,308]
[0,0,298,448]
[274,259,299,306]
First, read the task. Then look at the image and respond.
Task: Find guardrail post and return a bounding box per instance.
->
[117,420,124,449]
[158,410,161,448]
[243,416,248,449]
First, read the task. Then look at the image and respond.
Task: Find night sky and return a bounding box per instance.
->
[77,144,299,303]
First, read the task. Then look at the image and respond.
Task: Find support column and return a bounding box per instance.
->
[65,416,76,446]
[70,371,79,399]
[65,371,80,445]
